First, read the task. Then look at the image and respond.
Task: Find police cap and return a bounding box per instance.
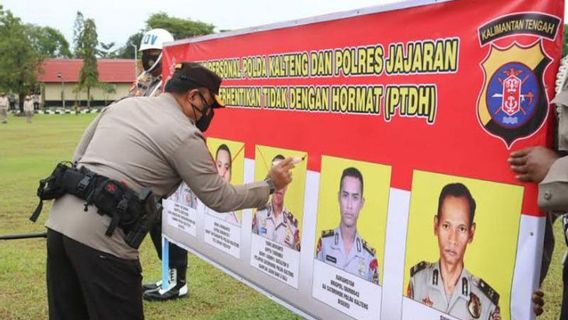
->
[165,62,225,108]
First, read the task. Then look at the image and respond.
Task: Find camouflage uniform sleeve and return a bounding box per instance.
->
[150,82,164,97]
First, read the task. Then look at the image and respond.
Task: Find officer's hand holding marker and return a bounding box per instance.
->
[267,157,297,190]
[292,155,306,165]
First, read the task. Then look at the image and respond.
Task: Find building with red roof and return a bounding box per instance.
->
[37,58,137,107]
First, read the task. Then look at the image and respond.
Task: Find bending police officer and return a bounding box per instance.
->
[44,62,295,319]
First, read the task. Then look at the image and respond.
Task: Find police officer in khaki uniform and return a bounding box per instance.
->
[128,28,174,98]
[407,183,501,320]
[509,76,568,318]
[44,62,296,319]
[23,95,34,123]
[0,92,8,123]
[315,167,379,284]
[253,154,300,250]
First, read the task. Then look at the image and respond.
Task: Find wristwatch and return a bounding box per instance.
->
[264,177,275,194]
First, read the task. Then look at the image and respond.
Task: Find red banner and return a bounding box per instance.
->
[162,1,563,319]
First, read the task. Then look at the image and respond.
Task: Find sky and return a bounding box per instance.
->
[2,0,567,52]
[2,0,411,50]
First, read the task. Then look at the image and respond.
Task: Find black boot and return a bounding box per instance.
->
[143,267,188,301]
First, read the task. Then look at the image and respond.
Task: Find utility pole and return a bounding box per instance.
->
[130,43,138,79]
[56,72,65,108]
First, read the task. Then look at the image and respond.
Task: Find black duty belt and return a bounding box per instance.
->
[31,162,160,249]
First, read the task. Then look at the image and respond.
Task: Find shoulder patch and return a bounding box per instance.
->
[478,278,500,306]
[361,239,376,256]
[410,261,429,277]
[321,229,334,238]
[285,211,298,227]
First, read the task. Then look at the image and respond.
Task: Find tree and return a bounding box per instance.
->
[75,18,99,108]
[98,41,117,58]
[146,12,214,40]
[116,13,215,58]
[116,31,144,59]
[100,83,117,105]
[26,25,72,58]
[563,24,568,57]
[72,11,85,58]
[0,6,41,112]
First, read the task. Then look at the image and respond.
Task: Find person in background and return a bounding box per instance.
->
[0,92,8,124]
[23,95,34,123]
[129,28,174,98]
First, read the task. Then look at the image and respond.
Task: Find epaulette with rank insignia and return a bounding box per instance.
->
[285,211,298,227]
[321,229,334,238]
[410,261,429,277]
[478,278,500,306]
[361,239,376,256]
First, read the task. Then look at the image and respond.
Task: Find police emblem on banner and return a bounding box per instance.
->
[477,41,550,147]
[476,13,560,148]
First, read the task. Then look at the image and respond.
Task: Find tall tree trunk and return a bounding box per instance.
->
[18,93,24,114]
[87,87,91,108]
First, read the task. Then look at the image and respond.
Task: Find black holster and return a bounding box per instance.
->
[31,162,161,249]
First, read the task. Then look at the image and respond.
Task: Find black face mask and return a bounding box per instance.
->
[196,107,215,132]
[141,53,161,72]
[192,93,215,132]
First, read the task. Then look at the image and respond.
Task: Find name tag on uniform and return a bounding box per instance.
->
[326,255,337,264]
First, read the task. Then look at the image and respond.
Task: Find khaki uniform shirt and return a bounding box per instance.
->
[316,227,379,284]
[46,94,270,259]
[408,261,500,320]
[540,91,568,211]
[23,99,34,112]
[252,202,300,250]
[0,96,8,109]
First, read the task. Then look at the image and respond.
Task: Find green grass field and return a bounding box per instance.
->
[0,114,563,319]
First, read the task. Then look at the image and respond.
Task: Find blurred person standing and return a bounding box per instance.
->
[23,95,34,123]
[0,92,8,124]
